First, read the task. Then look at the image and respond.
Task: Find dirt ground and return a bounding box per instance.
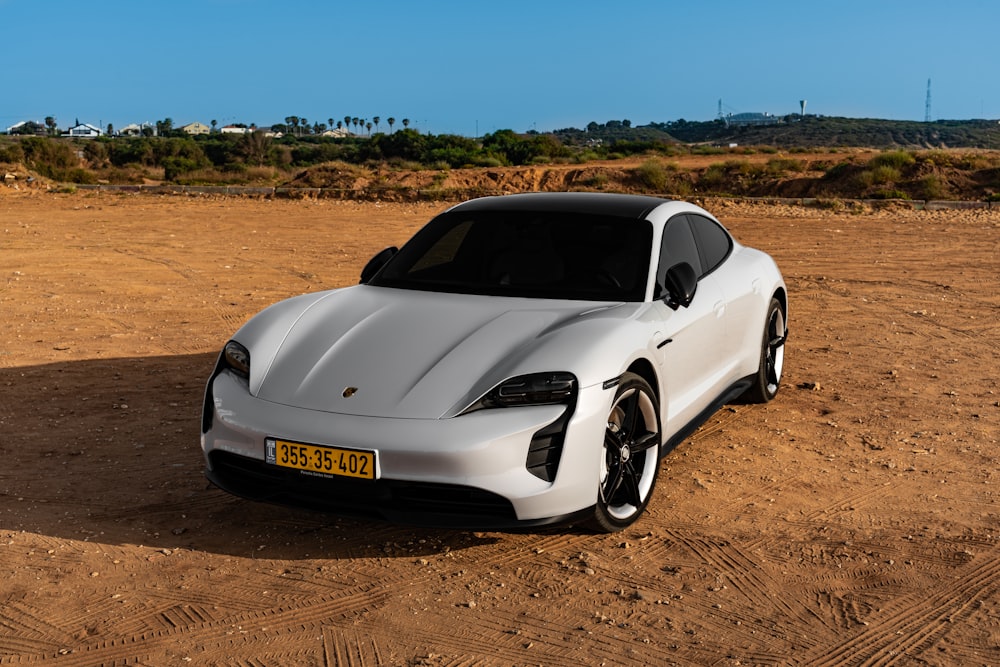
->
[1,189,998,666]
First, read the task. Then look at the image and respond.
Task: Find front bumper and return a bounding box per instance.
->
[202,370,610,526]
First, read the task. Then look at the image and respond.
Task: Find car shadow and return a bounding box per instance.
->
[0,353,503,560]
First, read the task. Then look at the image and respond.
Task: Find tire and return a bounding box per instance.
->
[744,297,786,404]
[589,372,661,532]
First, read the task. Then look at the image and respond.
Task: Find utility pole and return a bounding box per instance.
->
[925,79,932,123]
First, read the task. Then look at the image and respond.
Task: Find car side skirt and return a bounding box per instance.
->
[662,376,754,456]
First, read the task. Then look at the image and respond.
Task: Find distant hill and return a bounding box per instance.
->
[557,116,1000,150]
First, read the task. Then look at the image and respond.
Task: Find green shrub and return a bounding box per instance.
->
[869,188,910,200]
[691,145,726,156]
[61,168,98,184]
[19,137,77,178]
[721,159,762,177]
[472,156,504,168]
[918,175,946,200]
[699,164,728,189]
[858,165,900,188]
[581,173,609,189]
[162,156,207,181]
[0,142,25,163]
[869,151,915,170]
[635,159,671,191]
[766,157,805,175]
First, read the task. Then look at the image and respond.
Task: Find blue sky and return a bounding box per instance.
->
[4,0,999,136]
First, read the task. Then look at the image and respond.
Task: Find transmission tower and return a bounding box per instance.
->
[925,79,932,122]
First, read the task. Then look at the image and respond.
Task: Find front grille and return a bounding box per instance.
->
[207,450,517,526]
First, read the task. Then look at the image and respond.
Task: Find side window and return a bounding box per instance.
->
[688,214,733,275]
[656,215,702,295]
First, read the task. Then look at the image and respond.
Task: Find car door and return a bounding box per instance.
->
[651,214,731,439]
[688,213,750,379]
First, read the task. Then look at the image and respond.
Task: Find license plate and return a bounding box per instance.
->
[265,438,377,480]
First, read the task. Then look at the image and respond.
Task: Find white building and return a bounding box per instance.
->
[64,122,102,138]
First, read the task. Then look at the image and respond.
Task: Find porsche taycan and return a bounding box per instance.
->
[201,193,786,531]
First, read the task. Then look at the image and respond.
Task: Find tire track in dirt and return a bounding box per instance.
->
[658,530,835,651]
[2,582,389,666]
[795,273,992,348]
[800,482,896,524]
[323,625,394,667]
[322,607,680,667]
[0,600,77,656]
[110,248,248,351]
[803,549,1000,666]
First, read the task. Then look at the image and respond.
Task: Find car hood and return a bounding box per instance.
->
[244,286,625,419]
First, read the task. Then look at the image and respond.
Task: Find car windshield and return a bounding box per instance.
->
[371,210,653,301]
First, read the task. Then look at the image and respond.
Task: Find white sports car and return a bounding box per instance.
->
[201,193,786,531]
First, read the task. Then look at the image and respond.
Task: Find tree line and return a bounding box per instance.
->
[7,115,415,138]
[0,124,680,184]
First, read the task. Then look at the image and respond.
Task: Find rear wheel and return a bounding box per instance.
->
[590,373,661,532]
[745,298,786,403]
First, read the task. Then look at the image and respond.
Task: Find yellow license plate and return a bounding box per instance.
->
[266,438,377,480]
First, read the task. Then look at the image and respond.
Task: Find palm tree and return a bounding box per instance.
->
[44,116,57,135]
[387,117,395,133]
[402,118,410,129]
[300,118,308,136]
[366,121,372,135]
[372,116,380,133]
[211,119,218,133]
[328,117,334,130]
[344,116,352,135]
[352,117,359,133]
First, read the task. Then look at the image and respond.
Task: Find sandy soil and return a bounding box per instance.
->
[1,189,998,666]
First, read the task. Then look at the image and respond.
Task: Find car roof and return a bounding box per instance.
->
[448,192,677,220]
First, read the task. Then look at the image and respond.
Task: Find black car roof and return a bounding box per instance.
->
[449,192,670,219]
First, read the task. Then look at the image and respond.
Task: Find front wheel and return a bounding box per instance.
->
[745,298,786,403]
[589,372,661,532]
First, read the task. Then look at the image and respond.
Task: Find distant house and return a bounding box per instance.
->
[120,122,156,137]
[181,122,210,135]
[220,125,250,135]
[5,120,46,135]
[64,122,102,138]
[321,127,350,138]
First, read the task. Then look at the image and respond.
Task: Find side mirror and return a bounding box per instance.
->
[360,246,398,284]
[663,262,698,310]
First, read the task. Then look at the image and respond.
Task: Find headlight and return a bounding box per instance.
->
[223,341,250,379]
[462,372,576,414]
